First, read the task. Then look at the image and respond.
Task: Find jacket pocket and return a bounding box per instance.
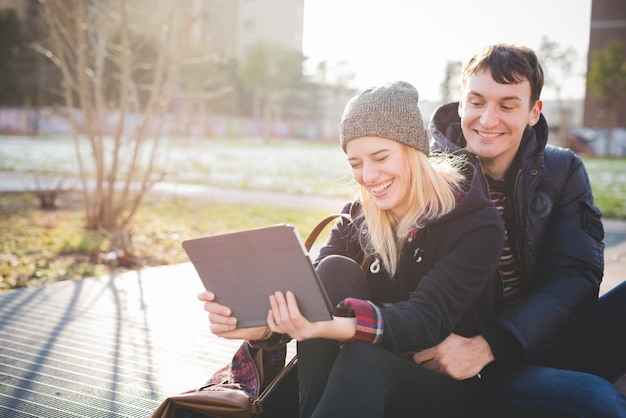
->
[581,199,604,243]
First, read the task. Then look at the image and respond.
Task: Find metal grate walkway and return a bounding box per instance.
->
[0,263,252,418]
[1,226,625,417]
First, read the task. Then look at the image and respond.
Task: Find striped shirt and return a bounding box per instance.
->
[489,189,523,304]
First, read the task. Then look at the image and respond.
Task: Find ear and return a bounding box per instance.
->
[457,100,464,118]
[529,100,542,126]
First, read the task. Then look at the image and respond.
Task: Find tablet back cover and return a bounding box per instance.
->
[183,224,333,328]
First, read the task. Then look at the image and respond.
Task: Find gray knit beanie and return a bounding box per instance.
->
[339,80,429,156]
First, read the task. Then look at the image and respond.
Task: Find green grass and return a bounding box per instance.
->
[582,156,626,219]
[0,191,333,291]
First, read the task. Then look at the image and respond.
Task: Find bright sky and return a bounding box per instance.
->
[302,0,592,101]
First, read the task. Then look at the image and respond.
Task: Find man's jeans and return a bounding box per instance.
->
[501,280,626,417]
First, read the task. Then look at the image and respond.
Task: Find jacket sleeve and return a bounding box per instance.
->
[334,298,383,344]
[482,151,604,371]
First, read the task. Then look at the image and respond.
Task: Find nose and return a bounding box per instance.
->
[479,104,499,128]
[362,161,378,184]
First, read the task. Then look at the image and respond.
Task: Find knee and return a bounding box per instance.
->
[598,280,626,317]
[600,279,626,300]
[316,255,368,304]
[334,342,396,380]
[504,368,626,417]
[316,255,362,282]
[571,374,626,415]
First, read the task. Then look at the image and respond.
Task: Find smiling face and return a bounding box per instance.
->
[346,136,411,218]
[459,69,542,180]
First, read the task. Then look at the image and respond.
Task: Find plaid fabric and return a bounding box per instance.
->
[334,297,383,345]
[205,338,287,397]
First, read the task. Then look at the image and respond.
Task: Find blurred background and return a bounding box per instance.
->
[0,0,625,288]
[0,0,624,153]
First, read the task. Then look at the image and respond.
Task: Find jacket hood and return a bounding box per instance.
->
[445,159,494,223]
[429,102,549,156]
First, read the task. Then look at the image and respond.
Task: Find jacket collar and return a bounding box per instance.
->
[429,102,550,176]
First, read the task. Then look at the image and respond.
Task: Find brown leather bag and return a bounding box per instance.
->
[148,354,298,418]
[148,214,350,418]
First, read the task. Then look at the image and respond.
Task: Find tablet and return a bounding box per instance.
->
[182,224,334,328]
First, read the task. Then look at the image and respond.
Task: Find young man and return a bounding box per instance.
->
[417,43,626,416]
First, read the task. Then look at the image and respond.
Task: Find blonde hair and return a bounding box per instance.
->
[357,147,466,276]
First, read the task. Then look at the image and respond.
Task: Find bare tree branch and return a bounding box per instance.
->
[36,0,208,265]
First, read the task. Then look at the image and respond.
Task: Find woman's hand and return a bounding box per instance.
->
[267,290,357,341]
[197,291,268,340]
[267,290,315,341]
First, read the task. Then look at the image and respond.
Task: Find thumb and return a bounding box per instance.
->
[412,347,434,364]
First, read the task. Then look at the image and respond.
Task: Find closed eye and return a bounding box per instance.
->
[348,158,362,169]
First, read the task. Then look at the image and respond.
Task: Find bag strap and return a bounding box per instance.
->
[303,213,352,252]
[256,353,298,404]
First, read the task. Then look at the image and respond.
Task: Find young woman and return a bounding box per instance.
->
[199,81,505,417]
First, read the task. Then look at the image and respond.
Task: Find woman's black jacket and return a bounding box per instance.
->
[315,160,505,355]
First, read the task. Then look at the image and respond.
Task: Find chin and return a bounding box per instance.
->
[372,199,388,210]
[374,198,395,212]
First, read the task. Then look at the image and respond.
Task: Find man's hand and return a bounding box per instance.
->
[412,333,495,380]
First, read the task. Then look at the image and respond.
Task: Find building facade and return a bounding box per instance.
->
[583,0,626,128]
[196,0,305,60]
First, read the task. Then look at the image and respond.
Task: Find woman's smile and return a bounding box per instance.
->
[369,179,393,195]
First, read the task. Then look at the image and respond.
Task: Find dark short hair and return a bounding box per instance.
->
[462,43,544,105]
